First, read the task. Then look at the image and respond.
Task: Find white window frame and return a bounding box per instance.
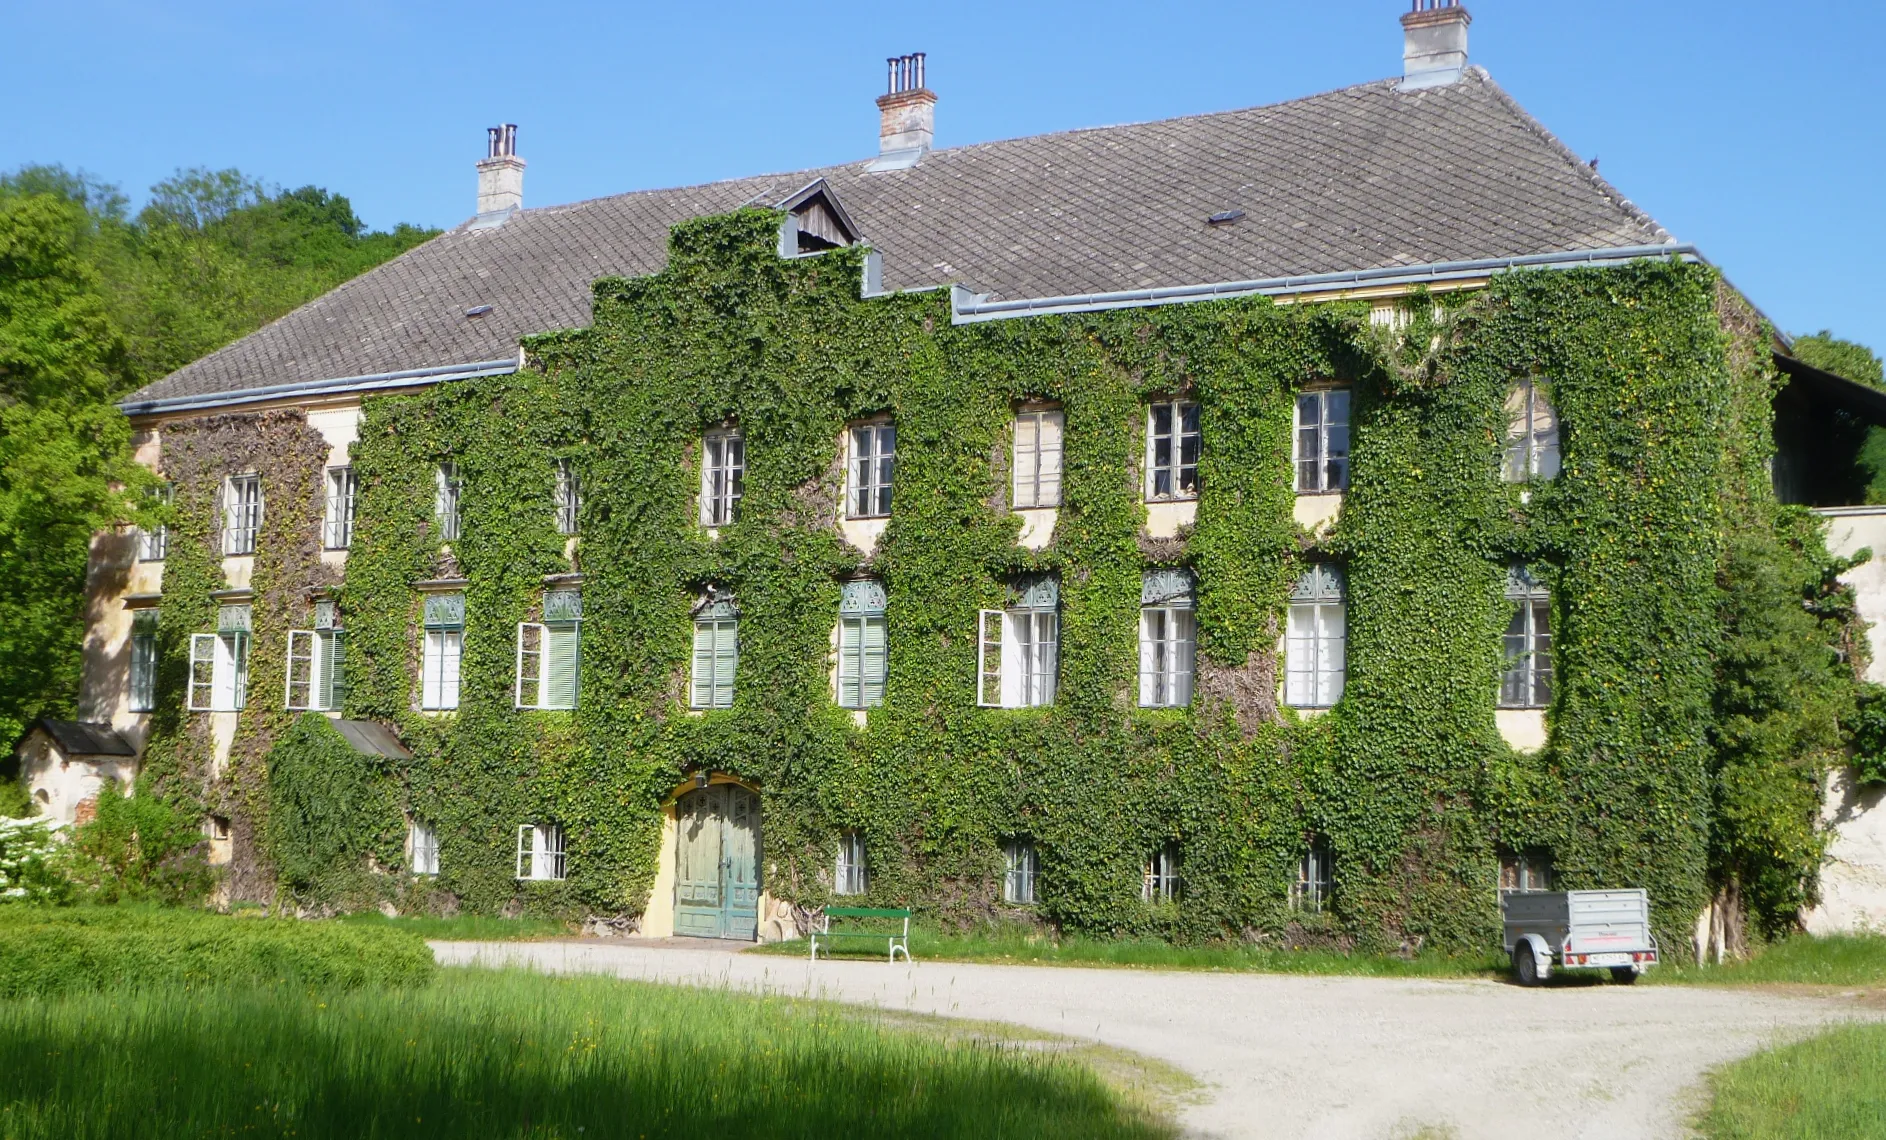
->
[323,465,357,549]
[1500,566,1552,710]
[1012,408,1064,509]
[1503,377,1561,483]
[1145,400,1200,501]
[1002,838,1038,905]
[836,614,888,710]
[1139,606,1196,708]
[1285,565,1346,710]
[977,608,1058,709]
[421,627,463,711]
[188,630,249,712]
[691,613,738,710]
[515,823,566,881]
[554,457,581,536]
[128,613,158,712]
[700,430,744,526]
[848,422,895,519]
[515,621,580,710]
[1498,849,1554,895]
[1142,843,1182,903]
[285,628,346,712]
[408,821,440,876]
[435,462,462,542]
[222,473,262,555]
[1294,388,1351,493]
[835,831,868,896]
[1291,841,1334,914]
[137,484,172,562]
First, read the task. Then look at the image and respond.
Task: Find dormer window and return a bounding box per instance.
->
[777,179,862,256]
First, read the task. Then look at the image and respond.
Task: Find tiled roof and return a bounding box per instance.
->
[129,69,1670,406]
[30,720,136,757]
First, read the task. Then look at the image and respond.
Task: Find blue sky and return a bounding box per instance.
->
[8,0,1882,354]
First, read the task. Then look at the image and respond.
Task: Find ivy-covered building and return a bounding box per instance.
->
[34,4,1886,952]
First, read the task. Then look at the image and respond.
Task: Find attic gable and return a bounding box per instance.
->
[776,179,862,256]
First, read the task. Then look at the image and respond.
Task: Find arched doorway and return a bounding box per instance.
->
[674,782,761,940]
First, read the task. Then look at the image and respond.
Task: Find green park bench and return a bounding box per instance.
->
[807,906,912,963]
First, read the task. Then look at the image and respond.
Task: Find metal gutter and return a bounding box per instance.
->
[118,358,521,418]
[950,244,1703,324]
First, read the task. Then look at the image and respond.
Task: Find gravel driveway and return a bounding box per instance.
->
[434,939,1875,1139]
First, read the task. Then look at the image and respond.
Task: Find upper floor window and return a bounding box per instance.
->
[1290,838,1334,914]
[1285,565,1346,709]
[1146,400,1199,501]
[849,422,895,519]
[435,462,461,542]
[690,593,738,710]
[1295,389,1350,493]
[323,465,357,550]
[1498,848,1555,895]
[836,579,887,710]
[978,575,1058,709]
[1503,378,1560,482]
[222,473,262,555]
[137,484,172,562]
[516,590,581,711]
[188,605,251,712]
[1003,838,1038,905]
[1142,841,1182,903]
[1500,564,1552,709]
[515,822,566,881]
[421,593,464,711]
[701,430,745,527]
[408,821,440,876]
[1012,408,1064,509]
[554,458,581,536]
[128,609,159,712]
[1138,569,1196,708]
[835,830,868,896]
[286,602,346,712]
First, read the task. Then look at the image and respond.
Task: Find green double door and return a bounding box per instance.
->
[674,784,761,940]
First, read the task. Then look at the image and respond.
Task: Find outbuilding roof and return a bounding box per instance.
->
[128,69,1670,408]
[25,720,137,758]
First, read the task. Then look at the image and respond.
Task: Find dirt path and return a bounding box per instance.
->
[433,939,1874,1139]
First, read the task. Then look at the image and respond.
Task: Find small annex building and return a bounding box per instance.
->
[34,2,1886,952]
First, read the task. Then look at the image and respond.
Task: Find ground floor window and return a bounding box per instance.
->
[1142,842,1182,904]
[1498,849,1555,894]
[1291,839,1333,914]
[516,823,566,881]
[1003,838,1038,905]
[835,831,868,896]
[409,821,440,876]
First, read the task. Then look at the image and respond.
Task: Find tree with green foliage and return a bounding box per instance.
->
[0,192,150,747]
[1793,330,1885,388]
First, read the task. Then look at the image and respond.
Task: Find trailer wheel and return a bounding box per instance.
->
[1512,945,1542,987]
[1610,966,1639,985]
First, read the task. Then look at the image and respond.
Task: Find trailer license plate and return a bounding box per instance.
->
[1587,953,1631,967]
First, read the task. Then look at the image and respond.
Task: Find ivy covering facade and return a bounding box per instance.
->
[137,209,1861,953]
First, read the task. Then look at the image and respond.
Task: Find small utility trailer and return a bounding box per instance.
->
[1501,889,1659,986]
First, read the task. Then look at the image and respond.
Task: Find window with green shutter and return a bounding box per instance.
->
[516,590,580,710]
[286,603,345,711]
[691,593,738,710]
[837,579,887,710]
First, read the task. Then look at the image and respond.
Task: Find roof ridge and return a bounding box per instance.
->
[1469,67,1672,244]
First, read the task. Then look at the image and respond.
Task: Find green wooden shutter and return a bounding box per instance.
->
[546,623,579,709]
[837,618,862,708]
[714,620,737,708]
[861,616,887,708]
[315,629,346,711]
[691,622,715,708]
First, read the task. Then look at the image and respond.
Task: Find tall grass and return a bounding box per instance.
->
[1658,933,1886,987]
[0,969,1170,1139]
[0,906,435,997]
[335,910,574,942]
[1697,1023,1886,1139]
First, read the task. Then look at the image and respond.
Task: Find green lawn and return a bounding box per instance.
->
[334,910,575,942]
[753,925,1506,978]
[1655,933,1886,987]
[1697,1022,1886,1139]
[0,967,1172,1139]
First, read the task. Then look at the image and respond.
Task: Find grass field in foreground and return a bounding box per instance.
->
[1697,1022,1886,1139]
[334,911,574,942]
[0,967,1173,1140]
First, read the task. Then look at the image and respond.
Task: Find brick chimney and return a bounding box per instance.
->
[1400,0,1471,91]
[475,124,525,217]
[868,54,934,172]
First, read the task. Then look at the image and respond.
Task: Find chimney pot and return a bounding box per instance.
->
[475,123,525,217]
[1399,0,1471,91]
[870,53,935,170]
